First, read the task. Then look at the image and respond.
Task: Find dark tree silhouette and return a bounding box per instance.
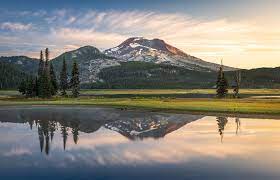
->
[38,50,44,77]
[70,60,80,98]
[49,63,58,95]
[216,64,228,98]
[18,78,27,95]
[60,57,68,96]
[37,48,53,98]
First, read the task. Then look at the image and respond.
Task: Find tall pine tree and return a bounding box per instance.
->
[38,48,52,98]
[216,64,228,98]
[38,70,52,98]
[44,48,50,74]
[38,50,44,77]
[60,57,68,96]
[49,63,58,95]
[70,60,80,98]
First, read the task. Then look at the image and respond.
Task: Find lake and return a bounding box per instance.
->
[0,106,280,180]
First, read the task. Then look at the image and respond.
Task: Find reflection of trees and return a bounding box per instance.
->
[36,120,51,155]
[28,119,33,130]
[61,125,69,151]
[216,116,228,143]
[235,117,241,135]
[50,121,56,142]
[38,125,44,153]
[71,121,80,144]
[27,119,81,155]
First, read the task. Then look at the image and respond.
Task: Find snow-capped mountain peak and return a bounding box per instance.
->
[104,37,236,71]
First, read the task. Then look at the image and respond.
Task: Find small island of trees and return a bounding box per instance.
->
[18,48,80,98]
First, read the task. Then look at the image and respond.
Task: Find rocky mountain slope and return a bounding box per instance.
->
[51,46,119,83]
[1,37,279,89]
[105,37,236,72]
[0,37,236,85]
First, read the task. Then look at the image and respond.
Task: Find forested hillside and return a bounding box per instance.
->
[0,62,30,89]
[84,61,217,89]
[226,67,280,88]
[84,62,280,89]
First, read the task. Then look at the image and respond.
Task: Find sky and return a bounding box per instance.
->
[0,0,280,69]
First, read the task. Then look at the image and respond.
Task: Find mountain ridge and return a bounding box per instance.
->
[104,37,237,71]
[1,38,279,89]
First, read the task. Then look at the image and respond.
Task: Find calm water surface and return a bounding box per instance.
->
[0,107,280,180]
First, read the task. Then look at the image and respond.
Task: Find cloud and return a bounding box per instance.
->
[0,22,33,31]
[1,9,280,68]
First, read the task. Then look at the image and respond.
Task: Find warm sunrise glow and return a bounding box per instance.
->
[0,0,280,68]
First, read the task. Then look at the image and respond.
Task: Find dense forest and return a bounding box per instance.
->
[83,61,280,89]
[83,61,217,89]
[0,62,30,89]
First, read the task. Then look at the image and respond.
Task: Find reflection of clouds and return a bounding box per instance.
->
[45,117,280,166]
[3,147,32,157]
[1,114,280,173]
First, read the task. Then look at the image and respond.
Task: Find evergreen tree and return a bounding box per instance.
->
[70,60,80,98]
[38,70,52,98]
[49,63,58,95]
[25,76,36,97]
[38,48,52,98]
[216,65,228,98]
[44,48,49,74]
[18,78,27,95]
[38,50,44,77]
[34,77,39,96]
[60,57,68,96]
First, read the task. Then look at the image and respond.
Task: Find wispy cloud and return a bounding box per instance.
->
[0,22,33,31]
[0,9,280,68]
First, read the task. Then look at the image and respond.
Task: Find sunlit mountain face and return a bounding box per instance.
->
[1,107,280,179]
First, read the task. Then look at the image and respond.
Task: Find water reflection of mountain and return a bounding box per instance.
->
[0,107,204,154]
[104,115,200,140]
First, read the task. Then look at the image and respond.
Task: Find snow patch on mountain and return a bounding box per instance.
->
[104,37,237,72]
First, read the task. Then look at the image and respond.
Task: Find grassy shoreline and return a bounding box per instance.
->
[1,89,280,116]
[1,97,280,116]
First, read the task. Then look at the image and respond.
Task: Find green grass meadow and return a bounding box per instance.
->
[1,89,280,115]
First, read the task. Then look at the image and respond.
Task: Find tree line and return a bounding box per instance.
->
[18,48,80,98]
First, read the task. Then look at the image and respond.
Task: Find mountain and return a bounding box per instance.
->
[1,39,279,89]
[0,62,30,89]
[104,37,236,72]
[0,56,39,75]
[51,46,118,83]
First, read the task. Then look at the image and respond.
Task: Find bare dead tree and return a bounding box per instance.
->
[233,71,241,98]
